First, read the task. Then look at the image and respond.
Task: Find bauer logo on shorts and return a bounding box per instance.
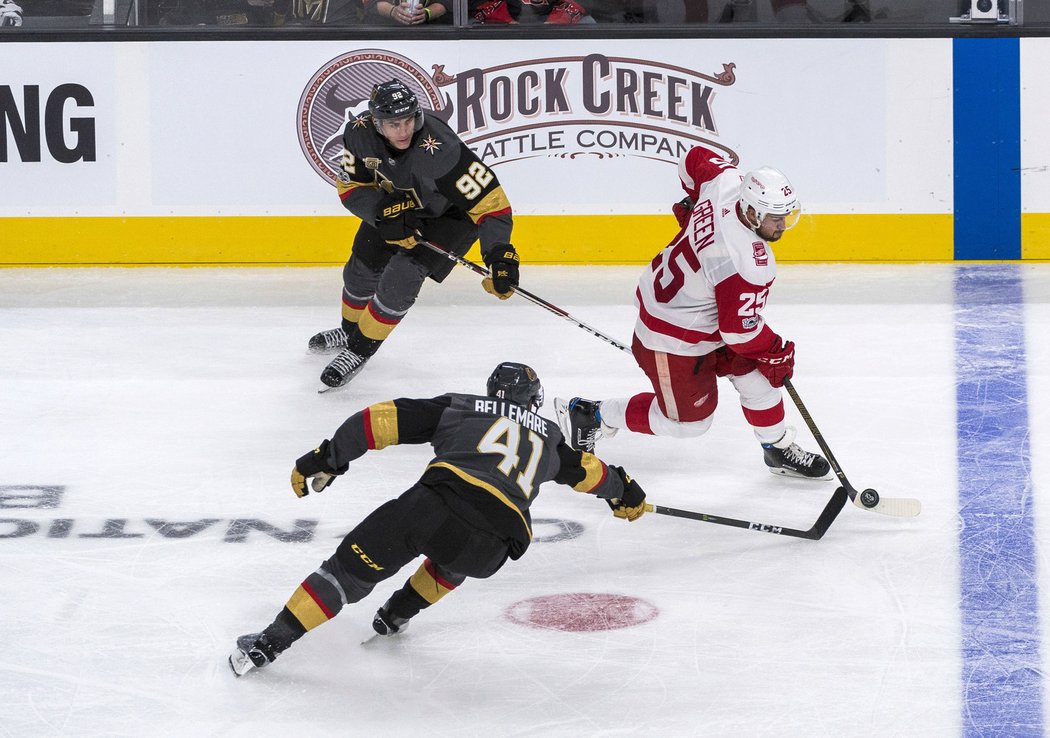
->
[298,49,743,184]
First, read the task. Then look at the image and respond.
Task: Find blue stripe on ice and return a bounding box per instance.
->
[955,264,1042,736]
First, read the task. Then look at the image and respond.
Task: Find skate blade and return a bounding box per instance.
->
[317,379,355,394]
[229,652,254,677]
[317,365,366,394]
[766,467,834,482]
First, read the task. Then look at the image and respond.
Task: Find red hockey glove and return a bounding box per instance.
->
[606,465,646,522]
[672,196,694,228]
[754,338,795,388]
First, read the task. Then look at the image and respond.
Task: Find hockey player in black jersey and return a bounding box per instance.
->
[309,78,521,388]
[230,362,646,676]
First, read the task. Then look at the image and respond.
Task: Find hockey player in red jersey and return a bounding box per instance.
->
[555,146,830,480]
[308,79,520,389]
[229,362,646,677]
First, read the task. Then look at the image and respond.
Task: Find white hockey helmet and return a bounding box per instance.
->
[739,166,801,230]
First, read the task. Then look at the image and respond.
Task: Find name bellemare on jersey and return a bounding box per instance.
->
[329,392,619,559]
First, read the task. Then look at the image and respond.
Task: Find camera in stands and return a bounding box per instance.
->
[970,0,1000,20]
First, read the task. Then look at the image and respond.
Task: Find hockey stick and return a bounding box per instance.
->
[782,378,921,518]
[644,485,849,540]
[415,238,632,355]
[418,235,859,532]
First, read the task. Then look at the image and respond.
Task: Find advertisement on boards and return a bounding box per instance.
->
[1,39,952,216]
[0,38,955,261]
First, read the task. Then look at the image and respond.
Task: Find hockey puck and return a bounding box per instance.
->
[860,488,880,508]
[504,593,658,632]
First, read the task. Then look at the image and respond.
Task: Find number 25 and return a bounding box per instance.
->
[739,289,769,317]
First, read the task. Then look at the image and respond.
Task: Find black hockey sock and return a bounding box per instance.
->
[384,582,432,622]
[259,607,308,657]
[341,322,384,358]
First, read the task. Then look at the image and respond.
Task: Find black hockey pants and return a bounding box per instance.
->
[332,481,511,597]
[342,214,478,320]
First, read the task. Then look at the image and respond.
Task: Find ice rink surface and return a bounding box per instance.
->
[2,263,1048,737]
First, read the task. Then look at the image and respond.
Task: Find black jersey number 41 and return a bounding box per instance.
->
[477,417,542,498]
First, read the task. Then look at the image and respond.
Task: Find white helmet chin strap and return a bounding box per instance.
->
[740,201,761,233]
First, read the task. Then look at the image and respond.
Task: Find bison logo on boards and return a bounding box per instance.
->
[298,49,741,184]
[298,50,448,186]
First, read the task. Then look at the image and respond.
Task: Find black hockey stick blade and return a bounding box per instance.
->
[644,486,848,541]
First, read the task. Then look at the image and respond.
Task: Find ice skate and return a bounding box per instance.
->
[554,397,617,454]
[308,327,348,354]
[761,426,832,480]
[371,606,410,636]
[320,349,369,389]
[228,633,276,677]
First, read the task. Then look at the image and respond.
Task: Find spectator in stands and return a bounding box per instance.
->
[152,0,359,25]
[609,0,881,24]
[1,0,22,26]
[2,0,94,24]
[363,0,449,24]
[469,0,517,22]
[280,0,362,23]
[510,0,595,23]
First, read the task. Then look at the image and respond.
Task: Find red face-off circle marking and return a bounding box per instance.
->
[504,593,659,632]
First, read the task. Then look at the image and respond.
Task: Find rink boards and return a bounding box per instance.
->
[2,38,1049,264]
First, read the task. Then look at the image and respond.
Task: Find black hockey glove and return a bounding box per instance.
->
[606,465,646,522]
[375,190,421,250]
[672,196,694,228]
[482,244,519,300]
[290,440,340,498]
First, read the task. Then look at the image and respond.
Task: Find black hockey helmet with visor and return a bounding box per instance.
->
[486,362,544,412]
[369,79,424,133]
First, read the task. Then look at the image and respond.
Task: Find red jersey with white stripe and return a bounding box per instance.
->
[634,146,781,359]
